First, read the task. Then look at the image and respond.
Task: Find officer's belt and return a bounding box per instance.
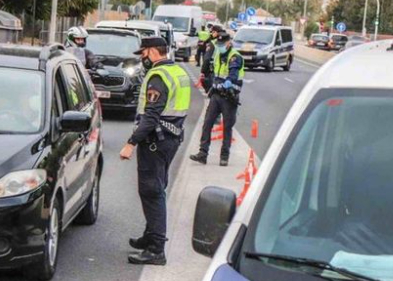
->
[212,83,242,91]
[159,120,183,137]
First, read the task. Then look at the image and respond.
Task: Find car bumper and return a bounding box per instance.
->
[0,192,47,269]
[243,55,269,67]
[95,81,141,111]
[175,47,191,58]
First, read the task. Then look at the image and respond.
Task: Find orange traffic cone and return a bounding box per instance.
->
[251,120,259,138]
[212,119,224,133]
[236,169,251,206]
[194,76,203,89]
[236,149,257,180]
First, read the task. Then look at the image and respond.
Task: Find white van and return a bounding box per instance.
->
[193,40,393,281]
[153,5,202,62]
[233,25,294,72]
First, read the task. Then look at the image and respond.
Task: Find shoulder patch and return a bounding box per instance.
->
[147,88,161,103]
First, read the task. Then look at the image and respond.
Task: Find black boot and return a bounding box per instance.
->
[129,236,151,250]
[220,156,229,167]
[190,152,207,164]
[128,249,167,265]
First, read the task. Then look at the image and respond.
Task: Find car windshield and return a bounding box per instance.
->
[240,90,393,281]
[234,29,275,45]
[0,68,43,134]
[154,16,189,32]
[86,33,140,57]
[332,35,348,42]
[312,35,329,41]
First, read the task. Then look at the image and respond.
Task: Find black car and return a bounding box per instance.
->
[308,33,330,50]
[0,43,103,280]
[328,34,348,51]
[85,28,143,115]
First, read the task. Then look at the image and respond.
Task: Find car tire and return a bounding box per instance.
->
[283,57,292,71]
[75,166,100,225]
[265,58,275,72]
[25,199,61,281]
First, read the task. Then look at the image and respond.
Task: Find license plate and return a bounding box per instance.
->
[243,55,253,60]
[96,91,111,99]
[317,42,325,46]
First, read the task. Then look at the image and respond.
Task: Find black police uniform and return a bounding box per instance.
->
[191,42,243,165]
[127,60,185,256]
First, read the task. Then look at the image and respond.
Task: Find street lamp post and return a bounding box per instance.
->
[49,0,58,42]
[374,0,380,41]
[301,0,308,40]
[362,0,368,37]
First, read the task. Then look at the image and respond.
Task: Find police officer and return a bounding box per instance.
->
[65,26,95,69]
[190,32,244,166]
[200,25,222,93]
[120,37,191,265]
[195,26,210,67]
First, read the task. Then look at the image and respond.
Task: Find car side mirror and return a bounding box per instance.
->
[192,186,237,257]
[189,27,197,37]
[60,111,91,133]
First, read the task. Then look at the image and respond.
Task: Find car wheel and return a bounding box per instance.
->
[283,57,292,71]
[25,199,60,281]
[75,166,100,225]
[265,58,275,72]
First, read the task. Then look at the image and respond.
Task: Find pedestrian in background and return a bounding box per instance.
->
[195,25,210,67]
[190,32,244,166]
[120,37,191,265]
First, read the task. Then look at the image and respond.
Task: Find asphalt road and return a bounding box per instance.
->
[1,64,205,281]
[1,60,317,281]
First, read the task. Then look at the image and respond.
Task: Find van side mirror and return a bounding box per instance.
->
[192,186,237,257]
[60,111,91,133]
[189,27,197,37]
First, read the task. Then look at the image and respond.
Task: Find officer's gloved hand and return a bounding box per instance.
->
[223,80,232,89]
[216,83,223,90]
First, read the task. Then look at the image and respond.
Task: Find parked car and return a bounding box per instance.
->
[328,33,348,51]
[343,35,369,50]
[193,40,393,281]
[232,25,294,72]
[85,28,143,115]
[308,33,330,50]
[153,5,202,62]
[95,20,161,37]
[0,43,103,280]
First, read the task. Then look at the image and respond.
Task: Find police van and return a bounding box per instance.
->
[193,40,393,281]
[232,25,294,72]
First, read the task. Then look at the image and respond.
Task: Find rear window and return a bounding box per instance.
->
[311,35,329,41]
[332,35,348,42]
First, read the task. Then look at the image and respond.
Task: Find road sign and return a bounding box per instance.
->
[238,12,246,21]
[336,22,346,33]
[300,17,307,25]
[246,7,256,16]
[230,21,238,30]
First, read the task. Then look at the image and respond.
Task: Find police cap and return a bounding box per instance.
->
[134,37,167,55]
[211,25,223,33]
[216,32,231,44]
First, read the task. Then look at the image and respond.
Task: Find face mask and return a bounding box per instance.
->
[217,45,228,54]
[142,56,153,71]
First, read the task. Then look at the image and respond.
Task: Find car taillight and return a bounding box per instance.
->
[309,40,315,45]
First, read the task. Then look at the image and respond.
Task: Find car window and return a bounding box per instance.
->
[241,90,393,281]
[275,30,282,45]
[234,29,275,45]
[62,64,87,111]
[281,29,293,43]
[0,67,44,134]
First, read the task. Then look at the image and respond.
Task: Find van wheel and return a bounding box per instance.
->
[25,199,60,280]
[265,58,275,72]
[283,57,292,71]
[75,167,100,225]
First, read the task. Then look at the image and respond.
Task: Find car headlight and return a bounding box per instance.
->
[124,64,142,77]
[0,170,47,198]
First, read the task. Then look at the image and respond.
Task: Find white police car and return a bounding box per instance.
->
[193,40,393,281]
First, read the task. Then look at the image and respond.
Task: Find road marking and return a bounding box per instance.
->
[243,79,254,84]
[294,58,320,69]
[285,77,294,83]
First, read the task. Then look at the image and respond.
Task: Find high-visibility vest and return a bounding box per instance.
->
[198,31,210,42]
[137,64,191,117]
[214,48,245,81]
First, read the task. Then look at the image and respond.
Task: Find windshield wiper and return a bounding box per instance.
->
[244,252,379,281]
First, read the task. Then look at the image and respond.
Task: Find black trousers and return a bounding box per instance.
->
[137,137,180,252]
[196,46,206,66]
[199,94,237,159]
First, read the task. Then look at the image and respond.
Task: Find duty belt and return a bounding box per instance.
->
[159,120,183,137]
[212,82,242,92]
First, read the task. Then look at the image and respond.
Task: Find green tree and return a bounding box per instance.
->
[200,1,216,12]
[59,0,99,20]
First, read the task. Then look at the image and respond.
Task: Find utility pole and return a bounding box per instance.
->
[49,0,58,43]
[31,0,37,46]
[362,0,368,37]
[301,0,308,40]
[374,0,380,41]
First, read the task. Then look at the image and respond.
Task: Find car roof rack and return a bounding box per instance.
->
[39,43,65,71]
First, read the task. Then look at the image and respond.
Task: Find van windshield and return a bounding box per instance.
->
[0,68,43,134]
[154,16,189,32]
[240,90,393,281]
[234,29,275,44]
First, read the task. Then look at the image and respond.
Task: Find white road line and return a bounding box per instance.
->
[294,58,320,69]
[284,77,294,83]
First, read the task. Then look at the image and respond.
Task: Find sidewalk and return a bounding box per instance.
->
[139,98,259,281]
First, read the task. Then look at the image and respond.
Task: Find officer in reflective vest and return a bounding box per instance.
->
[120,37,191,265]
[195,25,210,67]
[191,32,244,166]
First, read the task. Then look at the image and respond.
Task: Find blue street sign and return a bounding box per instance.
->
[238,12,246,21]
[336,22,346,33]
[246,7,256,16]
[230,22,238,30]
